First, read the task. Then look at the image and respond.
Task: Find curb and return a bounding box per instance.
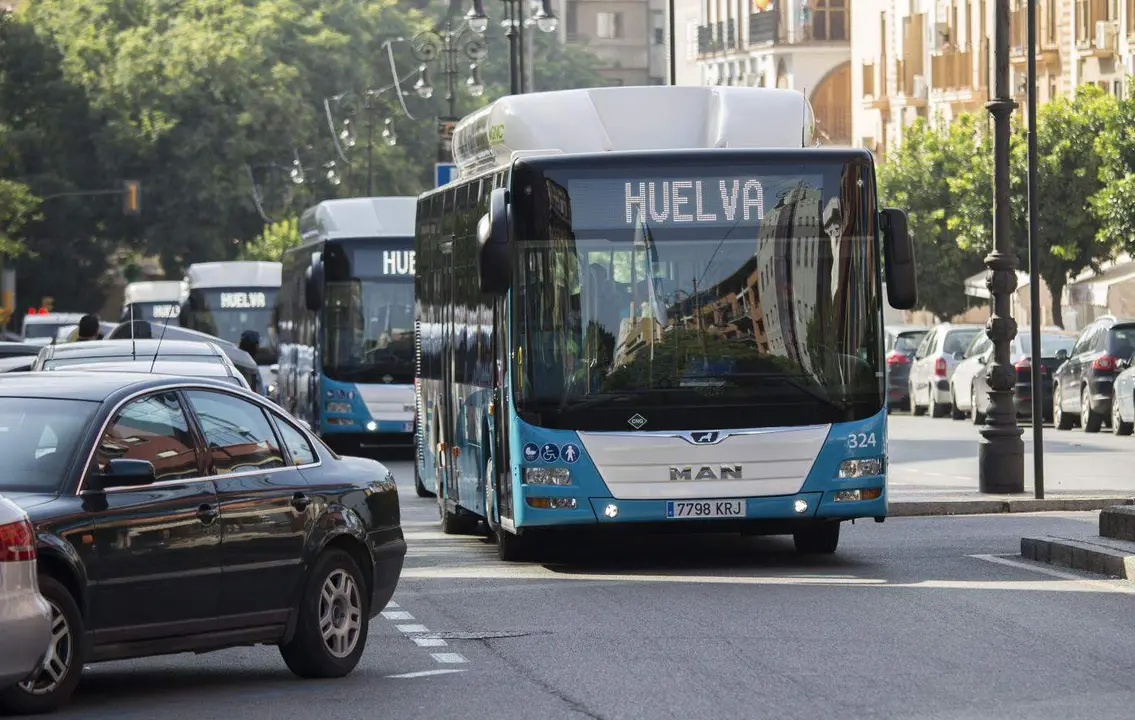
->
[1021,535,1135,579]
[888,497,1135,517]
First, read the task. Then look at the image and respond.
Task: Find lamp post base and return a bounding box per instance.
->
[978,427,1025,493]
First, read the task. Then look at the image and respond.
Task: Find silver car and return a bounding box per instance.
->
[908,323,984,417]
[0,495,51,689]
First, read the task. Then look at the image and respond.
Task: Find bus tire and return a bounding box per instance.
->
[483,455,498,537]
[496,528,531,562]
[414,461,434,498]
[793,522,840,554]
[439,496,479,535]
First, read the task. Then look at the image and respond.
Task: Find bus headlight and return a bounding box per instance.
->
[837,457,884,478]
[524,468,572,486]
[325,401,352,414]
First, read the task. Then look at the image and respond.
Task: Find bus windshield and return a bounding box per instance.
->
[322,240,415,384]
[184,287,279,364]
[511,155,883,432]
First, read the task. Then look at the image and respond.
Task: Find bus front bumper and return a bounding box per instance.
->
[514,483,887,530]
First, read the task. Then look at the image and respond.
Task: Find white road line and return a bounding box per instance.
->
[413,637,449,647]
[969,553,1135,594]
[430,652,468,664]
[396,624,430,633]
[385,601,399,609]
[381,610,415,620]
[386,669,468,679]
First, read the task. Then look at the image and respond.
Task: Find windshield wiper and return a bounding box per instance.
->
[760,373,851,414]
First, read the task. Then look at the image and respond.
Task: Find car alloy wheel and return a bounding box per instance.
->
[319,569,362,659]
[20,600,73,696]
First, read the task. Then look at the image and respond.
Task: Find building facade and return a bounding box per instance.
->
[558,0,671,85]
[852,0,1135,157]
[691,0,854,145]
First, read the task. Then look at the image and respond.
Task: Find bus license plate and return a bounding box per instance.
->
[666,500,746,519]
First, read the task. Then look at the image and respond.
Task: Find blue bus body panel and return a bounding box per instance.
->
[504,408,887,529]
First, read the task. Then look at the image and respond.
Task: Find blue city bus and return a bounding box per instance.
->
[278,197,418,459]
[415,86,916,561]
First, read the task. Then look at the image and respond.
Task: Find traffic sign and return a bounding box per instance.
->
[435,163,457,187]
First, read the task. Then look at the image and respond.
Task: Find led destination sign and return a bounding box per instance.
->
[219,291,268,309]
[566,175,822,231]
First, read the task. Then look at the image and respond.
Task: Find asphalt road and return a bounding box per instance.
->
[38,450,1135,720]
[889,412,1135,498]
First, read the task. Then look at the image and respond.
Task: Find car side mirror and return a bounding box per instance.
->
[880,208,916,310]
[305,259,325,312]
[953,351,965,361]
[1055,349,1069,361]
[269,364,280,374]
[85,458,157,493]
[477,187,511,295]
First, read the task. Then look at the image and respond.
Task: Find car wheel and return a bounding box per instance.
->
[280,548,369,679]
[496,527,533,562]
[793,522,840,554]
[1113,396,1133,436]
[0,576,85,715]
[1053,384,1073,430]
[950,386,967,420]
[910,382,926,416]
[1081,385,1103,433]
[930,393,949,418]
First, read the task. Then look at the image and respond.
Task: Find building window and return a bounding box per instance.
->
[1115,79,1124,98]
[565,0,578,42]
[686,21,697,59]
[652,9,665,44]
[597,12,624,38]
[812,0,847,41]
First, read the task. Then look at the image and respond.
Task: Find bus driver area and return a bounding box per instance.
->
[415,85,915,560]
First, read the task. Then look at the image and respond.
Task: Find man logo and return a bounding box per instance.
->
[690,431,719,444]
[669,465,743,481]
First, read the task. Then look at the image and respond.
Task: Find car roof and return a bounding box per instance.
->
[60,360,236,377]
[0,341,39,356]
[0,371,246,401]
[41,338,221,359]
[886,325,929,334]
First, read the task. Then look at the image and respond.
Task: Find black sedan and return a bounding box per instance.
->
[0,372,406,714]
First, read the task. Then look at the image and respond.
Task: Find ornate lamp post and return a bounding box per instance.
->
[409,19,487,163]
[464,0,558,95]
[324,88,399,196]
[978,0,1024,493]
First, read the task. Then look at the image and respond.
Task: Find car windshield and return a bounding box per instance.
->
[509,154,883,432]
[893,331,926,353]
[0,397,100,492]
[23,322,67,339]
[1108,326,1135,360]
[1018,333,1075,357]
[943,330,980,355]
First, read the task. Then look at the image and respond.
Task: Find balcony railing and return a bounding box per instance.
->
[1010,8,1059,57]
[696,24,715,55]
[930,50,971,90]
[726,18,737,49]
[862,61,889,108]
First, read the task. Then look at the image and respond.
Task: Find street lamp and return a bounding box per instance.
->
[288,149,341,187]
[465,0,558,95]
[978,0,1024,493]
[411,21,489,119]
[324,88,398,196]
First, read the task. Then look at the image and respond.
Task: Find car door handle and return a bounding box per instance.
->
[291,492,311,512]
[196,504,219,525]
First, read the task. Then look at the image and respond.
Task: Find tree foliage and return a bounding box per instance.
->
[241,218,302,262]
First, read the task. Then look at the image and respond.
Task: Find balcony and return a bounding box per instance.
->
[930,50,971,91]
[895,59,927,106]
[696,19,740,56]
[748,9,841,46]
[861,61,889,109]
[696,24,716,56]
[1009,8,1060,64]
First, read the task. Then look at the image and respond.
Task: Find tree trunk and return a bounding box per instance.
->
[1048,277,1065,330]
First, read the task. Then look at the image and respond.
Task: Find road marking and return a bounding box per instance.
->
[385,601,399,609]
[413,637,449,647]
[970,553,1135,594]
[396,624,430,633]
[430,652,468,664]
[386,669,468,679]
[381,610,415,620]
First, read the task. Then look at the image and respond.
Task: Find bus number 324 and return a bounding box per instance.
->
[847,432,877,449]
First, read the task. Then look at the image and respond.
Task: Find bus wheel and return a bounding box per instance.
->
[496,528,532,562]
[414,461,434,498]
[483,458,498,538]
[438,495,479,535]
[793,522,840,554]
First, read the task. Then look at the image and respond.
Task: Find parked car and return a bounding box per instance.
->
[1052,316,1135,432]
[33,338,240,379]
[0,496,52,692]
[908,323,984,417]
[0,371,407,714]
[0,357,34,373]
[106,321,265,394]
[947,331,994,420]
[1110,363,1135,435]
[0,342,39,360]
[969,331,1076,424]
[20,314,83,348]
[883,325,929,411]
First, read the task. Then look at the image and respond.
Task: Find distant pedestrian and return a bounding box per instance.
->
[75,314,102,342]
[238,330,260,359]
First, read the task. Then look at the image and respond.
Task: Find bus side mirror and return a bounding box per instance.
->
[305,260,325,312]
[478,188,511,295]
[881,208,916,311]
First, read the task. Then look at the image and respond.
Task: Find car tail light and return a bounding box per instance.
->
[0,518,36,562]
[1093,354,1118,371]
[934,357,947,377]
[886,351,909,366]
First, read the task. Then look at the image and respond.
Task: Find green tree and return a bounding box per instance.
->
[1093,88,1135,262]
[878,114,988,320]
[241,217,302,262]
